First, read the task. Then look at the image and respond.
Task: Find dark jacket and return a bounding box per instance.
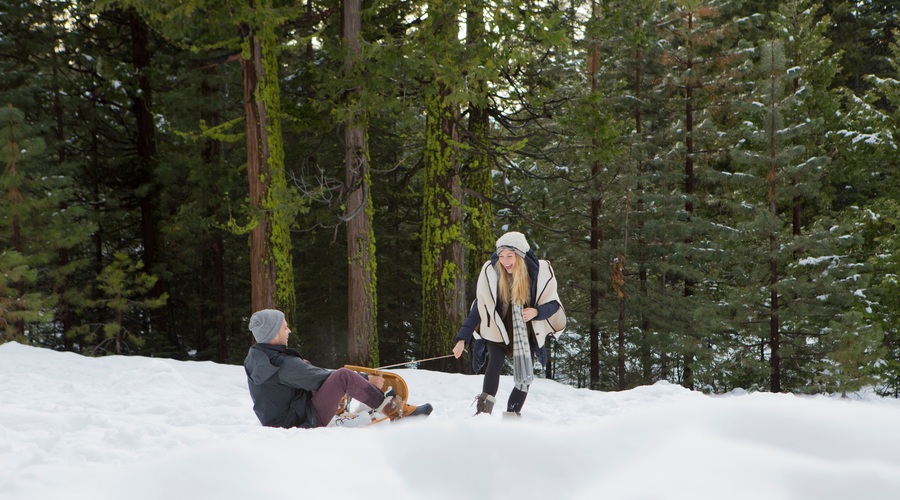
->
[244,343,332,428]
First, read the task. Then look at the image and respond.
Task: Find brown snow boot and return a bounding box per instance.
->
[474,392,496,415]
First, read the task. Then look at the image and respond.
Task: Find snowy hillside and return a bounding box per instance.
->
[1,342,899,500]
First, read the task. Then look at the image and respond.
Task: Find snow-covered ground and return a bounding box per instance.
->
[1,341,899,500]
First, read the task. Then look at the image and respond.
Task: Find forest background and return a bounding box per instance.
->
[2,0,899,396]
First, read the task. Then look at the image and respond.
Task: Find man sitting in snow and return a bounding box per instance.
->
[244,309,400,428]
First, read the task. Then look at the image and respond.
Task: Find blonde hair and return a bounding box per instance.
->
[497,255,530,306]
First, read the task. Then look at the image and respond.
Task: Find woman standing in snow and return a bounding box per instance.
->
[452,231,566,416]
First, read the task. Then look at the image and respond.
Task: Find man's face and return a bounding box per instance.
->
[273,320,291,345]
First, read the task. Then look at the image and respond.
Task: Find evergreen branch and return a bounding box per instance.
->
[191,53,242,70]
[461,187,567,234]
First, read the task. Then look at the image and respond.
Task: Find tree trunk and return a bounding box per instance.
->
[464,0,494,274]
[463,0,493,374]
[681,12,696,391]
[618,296,626,390]
[768,40,781,393]
[211,236,228,361]
[3,105,25,339]
[588,2,604,391]
[636,48,653,383]
[343,0,379,367]
[52,56,75,351]
[240,2,294,324]
[420,3,464,370]
[242,29,277,316]
[199,70,228,362]
[421,84,464,368]
[129,10,172,351]
[792,71,802,259]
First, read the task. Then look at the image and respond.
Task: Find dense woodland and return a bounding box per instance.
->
[2,0,899,396]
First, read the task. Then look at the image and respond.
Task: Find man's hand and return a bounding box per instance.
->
[368,374,385,390]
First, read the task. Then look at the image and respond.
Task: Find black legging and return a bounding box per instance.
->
[483,341,529,413]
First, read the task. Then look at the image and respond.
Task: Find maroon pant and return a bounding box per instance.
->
[311,368,385,427]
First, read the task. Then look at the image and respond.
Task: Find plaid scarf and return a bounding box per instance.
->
[511,302,534,392]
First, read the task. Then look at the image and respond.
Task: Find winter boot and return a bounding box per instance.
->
[474,392,496,415]
[405,403,434,417]
[502,411,522,419]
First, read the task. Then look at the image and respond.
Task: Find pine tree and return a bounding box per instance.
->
[728,37,820,392]
[855,199,900,396]
[0,104,51,341]
[821,0,898,94]
[583,0,624,390]
[177,64,248,362]
[848,36,900,395]
[105,0,305,325]
[0,100,96,349]
[92,252,168,355]
[612,0,675,389]
[0,2,99,350]
[648,0,743,389]
[723,0,878,393]
[0,251,43,343]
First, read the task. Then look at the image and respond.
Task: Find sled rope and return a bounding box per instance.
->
[375,352,464,370]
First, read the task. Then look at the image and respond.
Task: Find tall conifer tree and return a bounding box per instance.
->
[0,105,50,340]
[724,0,878,393]
[342,0,379,367]
[106,0,303,326]
[462,0,495,289]
[590,0,665,390]
[420,0,465,365]
[648,0,742,389]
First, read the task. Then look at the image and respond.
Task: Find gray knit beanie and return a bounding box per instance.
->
[496,231,530,258]
[249,309,284,344]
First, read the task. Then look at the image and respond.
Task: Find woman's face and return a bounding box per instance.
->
[498,249,517,274]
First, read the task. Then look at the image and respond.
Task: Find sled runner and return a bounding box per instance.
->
[336,365,433,425]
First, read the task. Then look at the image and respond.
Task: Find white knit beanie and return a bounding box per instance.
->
[249,309,284,344]
[496,231,530,258]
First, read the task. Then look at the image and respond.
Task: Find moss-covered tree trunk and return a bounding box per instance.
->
[421,85,464,366]
[459,0,493,374]
[464,0,494,284]
[343,0,378,367]
[420,1,464,369]
[242,32,276,316]
[241,3,294,321]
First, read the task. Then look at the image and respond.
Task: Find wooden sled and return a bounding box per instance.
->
[340,364,431,422]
